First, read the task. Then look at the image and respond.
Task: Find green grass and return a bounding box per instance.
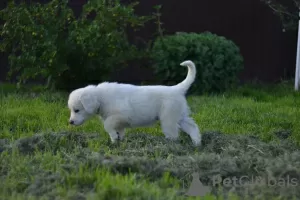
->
[0,82,300,200]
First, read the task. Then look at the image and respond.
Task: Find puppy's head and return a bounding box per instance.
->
[68,85,100,126]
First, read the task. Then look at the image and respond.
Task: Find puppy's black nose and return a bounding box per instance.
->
[69,120,74,125]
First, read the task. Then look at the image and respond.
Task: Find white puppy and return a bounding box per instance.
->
[68,60,201,146]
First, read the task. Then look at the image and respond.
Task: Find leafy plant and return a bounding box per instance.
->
[0,0,153,90]
[151,32,244,94]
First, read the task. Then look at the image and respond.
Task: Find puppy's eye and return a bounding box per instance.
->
[74,109,79,113]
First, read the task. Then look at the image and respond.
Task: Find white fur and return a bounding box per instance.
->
[68,60,201,146]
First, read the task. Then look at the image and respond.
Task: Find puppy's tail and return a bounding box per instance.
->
[174,60,197,94]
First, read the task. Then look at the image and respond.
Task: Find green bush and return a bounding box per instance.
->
[0,0,153,90]
[151,32,244,94]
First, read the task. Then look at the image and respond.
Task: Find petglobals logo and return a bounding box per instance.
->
[184,172,299,197]
[212,174,298,188]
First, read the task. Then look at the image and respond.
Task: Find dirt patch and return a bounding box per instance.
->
[3,132,99,154]
[1,131,300,199]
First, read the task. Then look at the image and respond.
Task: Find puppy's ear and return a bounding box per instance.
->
[80,90,100,114]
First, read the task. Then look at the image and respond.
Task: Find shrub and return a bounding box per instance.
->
[0,0,153,90]
[151,32,244,94]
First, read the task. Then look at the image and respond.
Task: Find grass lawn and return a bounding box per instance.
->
[0,82,300,200]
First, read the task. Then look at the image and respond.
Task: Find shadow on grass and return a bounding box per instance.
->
[1,131,300,199]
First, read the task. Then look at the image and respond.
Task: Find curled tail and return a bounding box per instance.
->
[174,60,197,93]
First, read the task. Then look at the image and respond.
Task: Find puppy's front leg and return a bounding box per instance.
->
[103,115,127,143]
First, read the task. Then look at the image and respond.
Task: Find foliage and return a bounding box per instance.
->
[260,0,299,31]
[151,32,244,94]
[0,0,153,89]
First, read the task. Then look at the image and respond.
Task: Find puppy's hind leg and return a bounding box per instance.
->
[160,118,180,141]
[159,103,181,142]
[179,116,201,146]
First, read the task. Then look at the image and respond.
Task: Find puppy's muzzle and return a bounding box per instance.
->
[69,120,74,125]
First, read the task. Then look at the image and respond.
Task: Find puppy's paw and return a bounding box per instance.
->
[109,135,118,144]
[109,132,124,144]
[192,138,202,147]
[117,131,125,141]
